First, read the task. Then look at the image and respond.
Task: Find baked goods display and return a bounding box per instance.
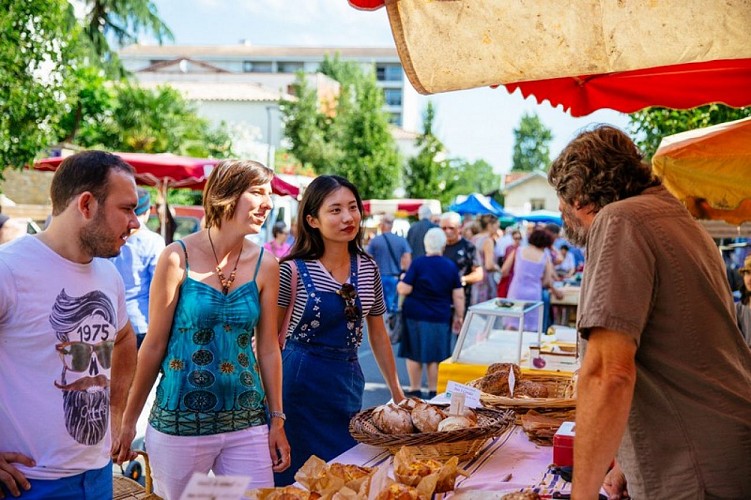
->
[370,398,476,435]
[293,455,375,496]
[392,447,462,494]
[477,363,548,398]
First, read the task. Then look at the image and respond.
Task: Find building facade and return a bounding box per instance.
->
[119,43,419,131]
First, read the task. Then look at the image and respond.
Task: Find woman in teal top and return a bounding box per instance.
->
[118,160,290,499]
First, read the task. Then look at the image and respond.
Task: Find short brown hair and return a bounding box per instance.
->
[50,151,135,216]
[548,125,660,212]
[202,160,274,229]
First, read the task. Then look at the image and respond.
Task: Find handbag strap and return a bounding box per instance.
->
[278,260,298,349]
[383,233,401,273]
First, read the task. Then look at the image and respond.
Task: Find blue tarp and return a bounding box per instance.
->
[449,193,515,218]
[517,210,563,226]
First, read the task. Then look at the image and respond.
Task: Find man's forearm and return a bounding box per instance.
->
[572,359,635,498]
[110,332,137,432]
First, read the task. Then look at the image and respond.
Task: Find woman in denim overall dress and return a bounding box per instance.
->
[275,176,405,486]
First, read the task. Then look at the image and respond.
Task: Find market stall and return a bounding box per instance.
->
[331,426,571,498]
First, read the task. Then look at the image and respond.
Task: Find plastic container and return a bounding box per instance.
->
[553,421,575,466]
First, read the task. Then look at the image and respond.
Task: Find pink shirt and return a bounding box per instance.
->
[263,240,291,260]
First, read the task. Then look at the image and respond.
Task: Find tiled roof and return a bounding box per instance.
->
[136,81,295,102]
[121,44,398,59]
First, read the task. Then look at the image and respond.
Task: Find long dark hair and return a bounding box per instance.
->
[282,175,368,263]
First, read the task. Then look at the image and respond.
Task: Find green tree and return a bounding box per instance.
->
[404,101,446,199]
[440,159,500,207]
[629,104,751,160]
[280,72,342,172]
[0,0,81,176]
[511,112,553,172]
[281,54,400,199]
[336,73,400,199]
[60,82,234,159]
[79,0,172,75]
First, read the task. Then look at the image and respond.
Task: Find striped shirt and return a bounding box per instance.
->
[278,254,386,341]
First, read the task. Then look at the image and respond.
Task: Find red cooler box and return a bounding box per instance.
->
[553,421,575,467]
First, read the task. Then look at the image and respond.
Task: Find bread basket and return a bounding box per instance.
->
[349,406,514,461]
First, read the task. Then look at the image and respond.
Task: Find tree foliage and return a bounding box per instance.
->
[629,104,751,160]
[511,112,553,172]
[440,159,500,207]
[281,54,401,199]
[0,0,80,176]
[58,80,234,159]
[404,101,446,200]
[79,0,173,76]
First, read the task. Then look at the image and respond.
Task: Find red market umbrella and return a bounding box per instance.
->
[347,0,751,116]
[504,59,751,117]
[34,152,300,239]
[34,153,300,197]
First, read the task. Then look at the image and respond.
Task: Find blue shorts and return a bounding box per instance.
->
[0,461,112,499]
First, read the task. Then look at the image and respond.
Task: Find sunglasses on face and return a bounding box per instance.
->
[337,283,361,322]
[56,340,114,372]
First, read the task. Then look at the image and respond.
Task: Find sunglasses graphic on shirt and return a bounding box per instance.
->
[56,340,114,372]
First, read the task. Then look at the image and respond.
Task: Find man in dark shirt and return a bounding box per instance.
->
[440,211,483,309]
[406,204,437,259]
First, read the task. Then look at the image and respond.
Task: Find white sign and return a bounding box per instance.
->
[445,381,482,408]
[179,473,251,500]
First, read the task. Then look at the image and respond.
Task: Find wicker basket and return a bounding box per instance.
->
[349,407,514,461]
[113,451,161,500]
[469,373,577,411]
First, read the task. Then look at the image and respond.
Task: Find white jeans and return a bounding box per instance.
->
[145,424,273,500]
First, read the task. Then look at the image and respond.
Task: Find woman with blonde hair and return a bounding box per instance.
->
[118,160,289,499]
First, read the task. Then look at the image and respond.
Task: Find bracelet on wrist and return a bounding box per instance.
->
[270,411,286,422]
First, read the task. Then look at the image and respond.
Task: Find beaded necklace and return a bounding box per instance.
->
[207,229,243,295]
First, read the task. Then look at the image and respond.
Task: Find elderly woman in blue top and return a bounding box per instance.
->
[397,227,465,399]
[117,160,290,499]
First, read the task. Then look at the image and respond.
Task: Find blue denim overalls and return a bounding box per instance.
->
[274,256,365,486]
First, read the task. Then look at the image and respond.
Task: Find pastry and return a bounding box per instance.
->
[374,483,420,500]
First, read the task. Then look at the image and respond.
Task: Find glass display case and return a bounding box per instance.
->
[451,298,544,366]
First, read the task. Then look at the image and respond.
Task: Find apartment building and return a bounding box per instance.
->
[119,42,420,131]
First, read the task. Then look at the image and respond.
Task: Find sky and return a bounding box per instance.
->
[146,0,631,174]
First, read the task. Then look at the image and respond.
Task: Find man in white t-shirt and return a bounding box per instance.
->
[0,151,140,498]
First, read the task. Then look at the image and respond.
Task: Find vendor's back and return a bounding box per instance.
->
[578,185,751,499]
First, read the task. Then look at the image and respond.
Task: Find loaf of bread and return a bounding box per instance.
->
[372,403,414,434]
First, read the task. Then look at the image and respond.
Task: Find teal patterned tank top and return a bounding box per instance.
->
[149,241,267,436]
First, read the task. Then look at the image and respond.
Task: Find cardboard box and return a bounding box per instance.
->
[553,421,575,467]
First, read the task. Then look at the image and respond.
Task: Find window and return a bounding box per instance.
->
[277,61,303,73]
[376,64,403,82]
[530,198,546,210]
[384,89,402,106]
[388,113,402,126]
[243,61,272,73]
